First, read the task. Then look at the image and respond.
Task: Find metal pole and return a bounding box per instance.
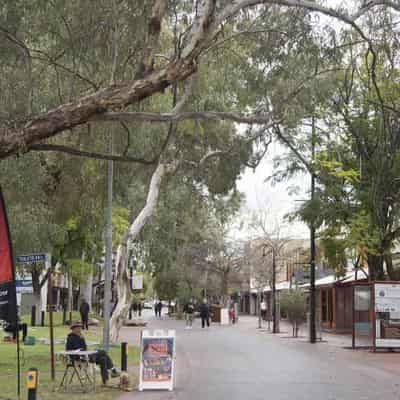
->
[257,289,262,329]
[48,270,55,380]
[272,249,278,333]
[121,342,128,372]
[103,132,113,351]
[16,312,21,398]
[309,116,317,344]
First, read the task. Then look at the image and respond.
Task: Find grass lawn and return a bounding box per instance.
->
[0,312,140,400]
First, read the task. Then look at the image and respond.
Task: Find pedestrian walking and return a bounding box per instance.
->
[132,302,138,318]
[138,301,142,317]
[153,299,158,317]
[260,300,267,321]
[200,299,210,328]
[79,298,90,330]
[157,300,163,318]
[184,299,195,329]
[229,306,235,324]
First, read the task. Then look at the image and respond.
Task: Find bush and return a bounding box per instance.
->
[280,288,307,337]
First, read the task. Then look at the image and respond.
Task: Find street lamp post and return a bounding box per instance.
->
[272,247,278,334]
[257,288,262,329]
[102,133,113,351]
[309,116,317,344]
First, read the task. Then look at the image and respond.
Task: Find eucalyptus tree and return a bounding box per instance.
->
[1,1,399,159]
[2,1,400,337]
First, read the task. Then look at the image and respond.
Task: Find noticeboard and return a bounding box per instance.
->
[375,283,400,348]
[139,330,176,391]
[375,284,400,313]
[132,274,143,290]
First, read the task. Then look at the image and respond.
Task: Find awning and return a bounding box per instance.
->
[301,269,368,288]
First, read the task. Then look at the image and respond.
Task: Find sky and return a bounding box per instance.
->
[235,140,310,240]
[232,0,354,241]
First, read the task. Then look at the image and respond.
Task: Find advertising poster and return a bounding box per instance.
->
[0,190,17,323]
[139,330,175,391]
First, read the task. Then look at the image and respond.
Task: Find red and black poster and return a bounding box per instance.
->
[0,189,17,322]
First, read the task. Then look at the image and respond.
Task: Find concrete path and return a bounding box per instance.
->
[118,314,400,400]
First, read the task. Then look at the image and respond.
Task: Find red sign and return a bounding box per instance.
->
[0,193,13,282]
[0,189,17,322]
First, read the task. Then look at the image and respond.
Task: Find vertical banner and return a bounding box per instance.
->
[0,189,17,322]
[0,188,20,397]
[139,330,176,391]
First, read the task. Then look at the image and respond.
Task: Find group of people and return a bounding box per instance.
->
[130,301,143,318]
[183,299,211,329]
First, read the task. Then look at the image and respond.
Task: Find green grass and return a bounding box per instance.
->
[0,312,140,400]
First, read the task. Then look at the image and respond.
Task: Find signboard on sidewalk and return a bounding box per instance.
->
[139,330,176,391]
[131,274,143,290]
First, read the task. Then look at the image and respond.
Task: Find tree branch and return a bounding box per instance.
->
[92,110,276,125]
[136,0,168,78]
[274,125,313,173]
[2,0,398,161]
[29,143,156,164]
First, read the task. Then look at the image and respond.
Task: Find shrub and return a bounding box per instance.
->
[280,288,307,337]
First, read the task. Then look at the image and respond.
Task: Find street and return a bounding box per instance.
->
[119,314,400,400]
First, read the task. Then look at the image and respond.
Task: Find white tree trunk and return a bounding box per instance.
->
[80,273,93,309]
[110,162,173,341]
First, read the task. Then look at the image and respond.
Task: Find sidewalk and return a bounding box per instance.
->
[117,313,400,400]
[239,315,400,376]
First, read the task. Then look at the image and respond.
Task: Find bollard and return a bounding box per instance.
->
[40,311,45,327]
[27,368,38,400]
[121,342,128,372]
[31,306,36,327]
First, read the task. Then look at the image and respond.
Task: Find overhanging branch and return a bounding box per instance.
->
[29,143,156,164]
[92,111,277,125]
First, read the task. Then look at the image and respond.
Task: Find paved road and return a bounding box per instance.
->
[119,314,400,400]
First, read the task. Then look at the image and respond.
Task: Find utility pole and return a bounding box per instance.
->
[257,288,262,329]
[272,248,278,333]
[309,117,317,344]
[102,133,113,351]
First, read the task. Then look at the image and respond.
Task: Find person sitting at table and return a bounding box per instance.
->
[66,322,120,384]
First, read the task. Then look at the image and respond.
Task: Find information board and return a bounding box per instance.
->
[15,275,33,294]
[375,283,400,348]
[132,274,143,290]
[375,284,400,313]
[139,330,176,391]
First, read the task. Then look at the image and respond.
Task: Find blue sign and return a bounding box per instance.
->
[16,279,33,294]
[16,254,46,264]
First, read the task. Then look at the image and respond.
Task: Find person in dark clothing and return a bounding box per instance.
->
[131,302,138,318]
[157,301,163,318]
[66,323,119,384]
[3,319,28,342]
[138,302,142,317]
[199,300,210,328]
[79,299,90,330]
